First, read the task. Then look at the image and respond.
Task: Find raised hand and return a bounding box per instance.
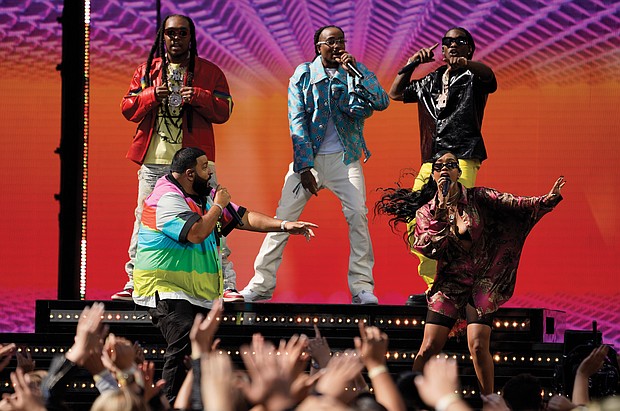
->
[314,350,364,403]
[577,345,609,377]
[549,176,566,197]
[307,324,331,368]
[414,355,462,409]
[240,334,279,406]
[66,302,106,367]
[240,333,307,409]
[190,299,224,356]
[16,348,35,373]
[104,333,136,372]
[140,360,167,405]
[354,322,389,369]
[4,368,46,411]
[0,343,17,373]
[542,176,565,206]
[410,43,438,65]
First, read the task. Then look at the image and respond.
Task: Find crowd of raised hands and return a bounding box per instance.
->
[0,300,617,411]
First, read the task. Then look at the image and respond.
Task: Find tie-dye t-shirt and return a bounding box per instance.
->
[132,174,243,308]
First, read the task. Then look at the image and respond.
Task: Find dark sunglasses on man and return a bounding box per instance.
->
[441,36,468,47]
[164,28,189,39]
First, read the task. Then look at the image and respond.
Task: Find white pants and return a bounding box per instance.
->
[246,153,375,297]
[124,163,237,290]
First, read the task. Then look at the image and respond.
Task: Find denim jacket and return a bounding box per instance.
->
[288,56,389,172]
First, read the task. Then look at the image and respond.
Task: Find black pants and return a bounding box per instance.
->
[148,298,209,404]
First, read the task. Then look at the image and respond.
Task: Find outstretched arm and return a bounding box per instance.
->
[239,210,318,240]
[443,57,496,88]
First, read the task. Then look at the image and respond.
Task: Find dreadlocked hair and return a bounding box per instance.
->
[143,14,199,132]
[374,176,438,245]
[375,151,458,246]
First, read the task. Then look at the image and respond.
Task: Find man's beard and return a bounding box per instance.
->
[193,174,211,197]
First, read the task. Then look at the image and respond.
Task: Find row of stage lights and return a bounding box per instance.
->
[49,310,531,331]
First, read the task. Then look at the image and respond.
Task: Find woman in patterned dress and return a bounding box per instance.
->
[376,150,565,394]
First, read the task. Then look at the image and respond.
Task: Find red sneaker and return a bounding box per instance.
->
[222,289,244,302]
[111,288,133,301]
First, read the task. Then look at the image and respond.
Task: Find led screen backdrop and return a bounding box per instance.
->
[0,0,619,346]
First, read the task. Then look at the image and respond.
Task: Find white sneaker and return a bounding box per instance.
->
[352,290,378,305]
[239,289,271,302]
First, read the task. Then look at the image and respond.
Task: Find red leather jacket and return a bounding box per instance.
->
[122,56,233,164]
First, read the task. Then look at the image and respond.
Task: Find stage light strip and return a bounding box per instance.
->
[80,0,91,299]
[49,309,152,324]
[45,309,537,331]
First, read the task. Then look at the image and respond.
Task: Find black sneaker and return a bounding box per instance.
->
[405,293,427,306]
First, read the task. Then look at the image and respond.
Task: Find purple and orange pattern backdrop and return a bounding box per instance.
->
[0,0,618,346]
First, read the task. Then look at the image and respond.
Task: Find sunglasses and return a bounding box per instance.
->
[164,28,190,39]
[441,36,468,47]
[432,161,459,172]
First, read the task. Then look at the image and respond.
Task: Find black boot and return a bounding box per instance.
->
[405,293,427,306]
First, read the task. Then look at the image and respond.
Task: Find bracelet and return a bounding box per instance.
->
[367,364,389,379]
[280,220,289,232]
[92,369,112,384]
[213,203,224,214]
[116,366,137,387]
[435,393,461,411]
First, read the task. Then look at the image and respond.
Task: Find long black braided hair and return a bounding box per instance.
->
[143,14,199,132]
[374,151,459,245]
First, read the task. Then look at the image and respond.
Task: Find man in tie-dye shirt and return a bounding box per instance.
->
[132,147,317,402]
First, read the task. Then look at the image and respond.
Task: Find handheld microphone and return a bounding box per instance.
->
[397,57,421,75]
[334,52,364,79]
[345,62,364,79]
[442,180,451,197]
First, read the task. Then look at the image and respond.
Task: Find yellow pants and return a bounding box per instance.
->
[406,159,481,289]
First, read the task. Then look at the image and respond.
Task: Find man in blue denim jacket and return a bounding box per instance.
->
[241,25,389,304]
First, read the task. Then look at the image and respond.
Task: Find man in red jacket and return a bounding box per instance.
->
[112,14,242,302]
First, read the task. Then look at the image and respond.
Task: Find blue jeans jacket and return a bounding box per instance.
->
[288,56,389,172]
